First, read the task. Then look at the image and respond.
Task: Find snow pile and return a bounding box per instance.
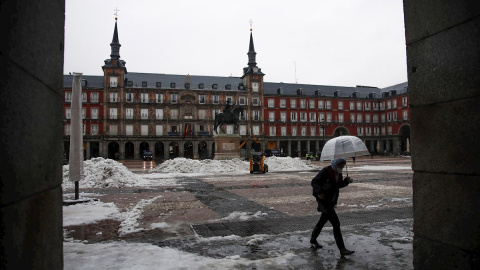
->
[349,165,412,171]
[150,157,317,174]
[62,158,148,189]
[265,156,318,171]
[151,158,249,173]
[63,200,120,226]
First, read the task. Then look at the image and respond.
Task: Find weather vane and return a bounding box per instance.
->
[249,19,253,32]
[114,7,119,20]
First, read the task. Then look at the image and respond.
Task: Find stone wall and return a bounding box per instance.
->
[403,0,480,268]
[0,0,65,268]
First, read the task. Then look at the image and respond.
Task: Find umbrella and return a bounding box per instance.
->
[320,135,370,161]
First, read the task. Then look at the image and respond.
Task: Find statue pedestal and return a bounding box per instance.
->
[213,134,241,160]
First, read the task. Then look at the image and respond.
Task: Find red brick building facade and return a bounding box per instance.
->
[63,20,410,160]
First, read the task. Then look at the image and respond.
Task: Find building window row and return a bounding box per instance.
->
[65,92,100,103]
[126,81,239,90]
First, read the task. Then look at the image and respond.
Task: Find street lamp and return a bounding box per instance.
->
[319,119,326,152]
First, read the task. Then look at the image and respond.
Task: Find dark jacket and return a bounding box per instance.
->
[311,165,350,210]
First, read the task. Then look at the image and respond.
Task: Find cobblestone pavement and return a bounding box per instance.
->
[63,156,414,269]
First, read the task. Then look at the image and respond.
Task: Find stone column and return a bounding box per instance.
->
[315,140,320,153]
[208,141,214,159]
[404,0,480,268]
[179,140,184,157]
[0,1,64,268]
[99,141,104,158]
[164,141,170,160]
[306,140,311,152]
[193,141,199,159]
[134,140,140,159]
[119,140,125,160]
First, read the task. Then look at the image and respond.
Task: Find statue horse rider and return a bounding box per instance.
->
[224,100,234,115]
[214,100,243,134]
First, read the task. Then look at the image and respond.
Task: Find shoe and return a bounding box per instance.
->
[310,239,323,249]
[340,248,355,256]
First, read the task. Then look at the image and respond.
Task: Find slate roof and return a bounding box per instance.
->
[124,72,245,91]
[63,74,104,88]
[63,72,407,98]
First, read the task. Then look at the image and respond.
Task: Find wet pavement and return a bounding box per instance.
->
[63,156,414,269]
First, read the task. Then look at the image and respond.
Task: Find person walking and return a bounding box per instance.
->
[310,157,355,256]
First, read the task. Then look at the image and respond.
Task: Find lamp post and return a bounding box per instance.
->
[319,119,326,152]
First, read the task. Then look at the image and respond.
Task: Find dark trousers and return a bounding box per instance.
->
[311,208,346,250]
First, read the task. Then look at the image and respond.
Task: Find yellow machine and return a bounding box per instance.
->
[250,152,268,174]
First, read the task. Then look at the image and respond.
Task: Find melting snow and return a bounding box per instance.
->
[349,165,412,171]
[63,200,120,226]
[150,156,317,174]
[62,158,149,189]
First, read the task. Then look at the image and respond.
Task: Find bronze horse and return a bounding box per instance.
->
[214,106,244,134]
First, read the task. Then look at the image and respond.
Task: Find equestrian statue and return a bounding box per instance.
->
[214,100,244,134]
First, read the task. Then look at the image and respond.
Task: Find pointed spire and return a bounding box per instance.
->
[110,18,121,60]
[247,30,257,67]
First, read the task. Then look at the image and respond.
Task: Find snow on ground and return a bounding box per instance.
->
[62,158,150,189]
[62,157,316,190]
[64,220,413,270]
[349,165,412,171]
[150,156,317,174]
[220,211,268,222]
[117,195,163,236]
[63,241,296,270]
[63,200,120,226]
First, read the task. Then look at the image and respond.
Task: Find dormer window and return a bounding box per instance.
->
[142,81,147,87]
[199,83,204,89]
[212,84,218,89]
[156,82,161,88]
[170,82,176,88]
[127,81,133,87]
[225,84,231,90]
[185,83,190,89]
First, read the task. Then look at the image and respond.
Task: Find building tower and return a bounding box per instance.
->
[102,15,127,87]
[241,26,265,138]
[102,14,128,149]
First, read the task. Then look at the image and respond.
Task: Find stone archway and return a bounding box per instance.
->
[155,142,164,160]
[399,125,411,154]
[184,141,194,158]
[333,126,350,137]
[108,142,120,159]
[125,141,134,159]
[198,141,207,159]
[140,141,150,156]
[169,142,179,159]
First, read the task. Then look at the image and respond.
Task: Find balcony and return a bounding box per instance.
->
[197,131,210,136]
[168,132,180,136]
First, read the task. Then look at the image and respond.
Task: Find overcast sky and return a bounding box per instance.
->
[64,0,407,88]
